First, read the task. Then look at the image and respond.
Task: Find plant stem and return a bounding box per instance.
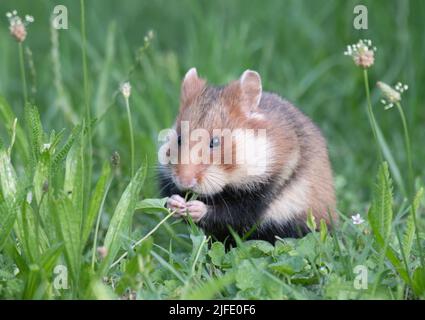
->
[80,0,93,194]
[91,177,113,270]
[395,103,413,192]
[125,97,135,177]
[18,43,28,105]
[109,211,174,269]
[395,102,424,269]
[363,69,382,161]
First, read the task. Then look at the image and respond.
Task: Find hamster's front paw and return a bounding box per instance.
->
[184,200,208,223]
[167,194,187,217]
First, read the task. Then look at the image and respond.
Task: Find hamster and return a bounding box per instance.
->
[158,68,336,244]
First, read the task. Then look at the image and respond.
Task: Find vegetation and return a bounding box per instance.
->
[0,0,424,299]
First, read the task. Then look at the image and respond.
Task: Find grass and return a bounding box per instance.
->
[0,0,424,299]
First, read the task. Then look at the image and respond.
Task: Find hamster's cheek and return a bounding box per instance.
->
[194,165,228,195]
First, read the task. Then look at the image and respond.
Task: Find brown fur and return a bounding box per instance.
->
[169,68,336,232]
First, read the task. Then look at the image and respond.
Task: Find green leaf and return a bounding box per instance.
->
[320,219,328,243]
[190,234,208,274]
[135,197,167,214]
[51,124,82,173]
[183,272,235,299]
[306,209,317,232]
[22,264,42,299]
[402,187,423,258]
[235,259,268,291]
[81,162,111,247]
[39,243,63,275]
[412,267,425,297]
[0,96,29,163]
[100,162,147,273]
[64,137,84,220]
[0,202,17,250]
[269,255,306,275]
[245,240,275,257]
[33,148,50,205]
[52,194,81,283]
[368,162,393,242]
[367,163,410,284]
[208,242,225,266]
[0,148,18,204]
[24,104,44,166]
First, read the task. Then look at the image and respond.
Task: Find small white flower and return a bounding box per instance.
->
[120,81,131,99]
[41,143,51,152]
[351,213,365,225]
[25,15,34,23]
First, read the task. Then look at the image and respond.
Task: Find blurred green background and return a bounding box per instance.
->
[0,0,424,217]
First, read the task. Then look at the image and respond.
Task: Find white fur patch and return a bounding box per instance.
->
[228,129,271,188]
[262,178,310,224]
[196,165,228,195]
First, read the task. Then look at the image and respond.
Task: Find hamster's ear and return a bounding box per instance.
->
[239,70,262,110]
[181,68,206,107]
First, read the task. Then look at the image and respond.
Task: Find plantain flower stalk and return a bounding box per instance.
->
[7,10,34,105]
[345,39,381,159]
[120,82,135,177]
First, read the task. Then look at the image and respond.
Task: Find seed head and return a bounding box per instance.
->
[344,39,376,69]
[97,246,108,259]
[120,82,131,99]
[6,10,34,43]
[377,81,408,110]
[111,151,121,168]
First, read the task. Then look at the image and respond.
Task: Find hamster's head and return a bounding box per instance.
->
[159,68,273,196]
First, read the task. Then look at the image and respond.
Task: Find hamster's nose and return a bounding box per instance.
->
[177,176,198,189]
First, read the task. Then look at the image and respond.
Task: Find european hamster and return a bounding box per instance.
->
[158,68,336,243]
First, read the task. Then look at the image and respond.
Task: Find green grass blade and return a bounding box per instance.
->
[99,162,147,274]
[0,147,18,204]
[402,187,424,259]
[52,193,81,285]
[0,202,17,250]
[81,161,111,247]
[0,96,29,163]
[24,104,44,167]
[368,162,393,241]
[64,137,84,221]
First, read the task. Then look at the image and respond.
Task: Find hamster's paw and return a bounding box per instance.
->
[167,194,187,217]
[185,200,208,223]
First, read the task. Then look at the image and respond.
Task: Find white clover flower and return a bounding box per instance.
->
[120,81,131,99]
[344,39,376,68]
[6,10,34,43]
[377,81,408,110]
[351,213,365,225]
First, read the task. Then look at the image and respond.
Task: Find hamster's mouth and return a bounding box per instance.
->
[175,181,224,197]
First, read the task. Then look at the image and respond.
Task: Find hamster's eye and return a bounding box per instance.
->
[177,135,182,146]
[210,136,220,148]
